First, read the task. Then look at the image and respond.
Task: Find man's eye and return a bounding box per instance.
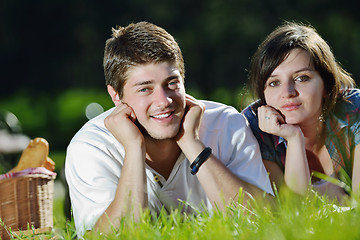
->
[168,81,180,89]
[139,88,149,93]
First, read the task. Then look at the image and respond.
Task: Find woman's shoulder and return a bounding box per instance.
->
[241,100,270,141]
[342,88,360,100]
[241,100,264,131]
[241,100,262,121]
[332,88,360,125]
[335,88,360,113]
[241,100,285,167]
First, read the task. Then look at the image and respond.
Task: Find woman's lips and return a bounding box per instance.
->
[281,103,301,111]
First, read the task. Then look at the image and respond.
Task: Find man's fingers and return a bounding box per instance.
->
[185,94,205,112]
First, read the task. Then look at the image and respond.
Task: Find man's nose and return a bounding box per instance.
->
[154,87,172,108]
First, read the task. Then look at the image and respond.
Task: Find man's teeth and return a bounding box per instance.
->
[153,112,171,119]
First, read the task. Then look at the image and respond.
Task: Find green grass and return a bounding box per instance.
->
[2,160,359,239]
[46,188,360,240]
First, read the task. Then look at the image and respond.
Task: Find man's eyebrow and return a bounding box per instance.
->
[133,80,153,87]
[132,75,180,87]
[166,75,180,81]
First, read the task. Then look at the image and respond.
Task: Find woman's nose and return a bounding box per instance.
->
[282,81,298,98]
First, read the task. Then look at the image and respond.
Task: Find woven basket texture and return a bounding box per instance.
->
[0,174,55,240]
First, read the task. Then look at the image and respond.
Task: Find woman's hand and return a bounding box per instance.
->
[258,105,302,140]
[258,105,310,195]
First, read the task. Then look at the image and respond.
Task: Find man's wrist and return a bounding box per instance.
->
[190,147,212,175]
[178,140,206,164]
[124,141,146,160]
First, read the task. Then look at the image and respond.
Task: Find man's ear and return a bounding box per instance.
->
[107,85,121,106]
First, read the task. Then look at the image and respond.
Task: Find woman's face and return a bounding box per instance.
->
[263,48,325,126]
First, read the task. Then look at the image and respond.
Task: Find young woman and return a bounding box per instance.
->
[242,22,360,201]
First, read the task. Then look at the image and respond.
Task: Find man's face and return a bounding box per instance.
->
[121,62,186,140]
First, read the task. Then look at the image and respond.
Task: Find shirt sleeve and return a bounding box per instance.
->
[200,101,273,195]
[65,136,123,237]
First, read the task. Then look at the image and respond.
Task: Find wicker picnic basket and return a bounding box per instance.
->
[0,172,55,239]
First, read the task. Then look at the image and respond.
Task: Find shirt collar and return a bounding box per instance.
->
[274,135,286,148]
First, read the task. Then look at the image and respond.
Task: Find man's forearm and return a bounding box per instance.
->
[180,140,266,210]
[197,155,266,209]
[94,146,147,233]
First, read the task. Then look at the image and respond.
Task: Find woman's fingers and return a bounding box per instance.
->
[258,105,286,134]
[258,105,302,140]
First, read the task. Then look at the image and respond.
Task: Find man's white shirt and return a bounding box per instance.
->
[65,100,273,236]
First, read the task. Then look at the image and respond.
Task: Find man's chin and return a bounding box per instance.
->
[144,127,181,141]
[139,123,173,139]
[145,132,178,141]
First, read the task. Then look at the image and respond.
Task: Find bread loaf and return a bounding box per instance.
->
[9,137,55,173]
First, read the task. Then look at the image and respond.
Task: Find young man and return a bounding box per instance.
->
[65,21,273,236]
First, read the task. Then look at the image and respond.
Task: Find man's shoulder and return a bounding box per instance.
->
[66,106,123,179]
[69,107,116,147]
[200,100,239,117]
[199,100,247,132]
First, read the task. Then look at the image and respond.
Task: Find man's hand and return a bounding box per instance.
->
[176,94,205,148]
[104,102,144,150]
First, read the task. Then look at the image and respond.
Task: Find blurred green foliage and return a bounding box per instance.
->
[0,89,112,150]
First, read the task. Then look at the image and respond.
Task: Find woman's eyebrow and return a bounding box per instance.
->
[269,67,314,78]
[294,67,314,73]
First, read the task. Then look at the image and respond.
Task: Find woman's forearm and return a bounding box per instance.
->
[284,132,311,195]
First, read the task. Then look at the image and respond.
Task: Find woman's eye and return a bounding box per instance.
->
[295,75,310,82]
[268,80,280,87]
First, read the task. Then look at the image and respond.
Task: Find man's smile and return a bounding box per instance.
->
[151,111,173,119]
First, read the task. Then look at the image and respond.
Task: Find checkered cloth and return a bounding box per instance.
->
[0,167,56,180]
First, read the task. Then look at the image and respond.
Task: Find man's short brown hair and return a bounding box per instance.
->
[103,21,185,98]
